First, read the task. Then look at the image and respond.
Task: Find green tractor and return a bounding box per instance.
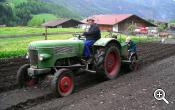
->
[16,33,138,97]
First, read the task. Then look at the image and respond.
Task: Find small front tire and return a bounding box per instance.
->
[16,64,37,88]
[51,68,74,97]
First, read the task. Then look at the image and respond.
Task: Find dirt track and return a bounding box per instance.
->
[0,57,28,93]
[0,42,175,110]
[28,54,175,110]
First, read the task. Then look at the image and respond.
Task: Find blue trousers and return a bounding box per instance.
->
[83,40,96,57]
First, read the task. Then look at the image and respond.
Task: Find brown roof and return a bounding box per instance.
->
[82,14,156,26]
[42,19,83,27]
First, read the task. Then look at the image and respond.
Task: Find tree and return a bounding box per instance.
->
[127,24,137,35]
[0,0,80,26]
[0,2,16,25]
[158,23,167,32]
[0,0,6,3]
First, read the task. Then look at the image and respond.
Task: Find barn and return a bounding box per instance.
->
[81,14,156,32]
[42,19,83,28]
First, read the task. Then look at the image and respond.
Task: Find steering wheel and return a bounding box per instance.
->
[72,33,82,39]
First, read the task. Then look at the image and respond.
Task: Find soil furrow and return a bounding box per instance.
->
[1,42,175,110]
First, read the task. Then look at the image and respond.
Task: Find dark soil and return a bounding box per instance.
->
[0,57,28,93]
[0,42,175,110]
[28,53,175,110]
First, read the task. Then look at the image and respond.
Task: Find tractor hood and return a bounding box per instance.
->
[28,40,84,68]
[29,40,84,49]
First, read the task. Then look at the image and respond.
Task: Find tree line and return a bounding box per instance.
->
[0,0,80,26]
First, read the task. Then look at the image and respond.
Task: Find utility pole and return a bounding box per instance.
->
[45,27,47,40]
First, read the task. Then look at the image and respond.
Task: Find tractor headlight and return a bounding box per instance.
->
[38,54,51,61]
[38,54,44,61]
[26,52,29,59]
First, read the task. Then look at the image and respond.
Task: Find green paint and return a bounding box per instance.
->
[94,38,116,46]
[28,37,130,68]
[29,39,84,68]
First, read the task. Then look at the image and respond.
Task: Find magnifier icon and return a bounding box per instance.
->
[154,89,169,104]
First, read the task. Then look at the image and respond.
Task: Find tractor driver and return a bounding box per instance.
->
[83,18,101,57]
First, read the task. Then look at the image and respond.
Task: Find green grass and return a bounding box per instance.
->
[0,27,157,58]
[170,19,175,23]
[0,27,83,35]
[0,34,73,58]
[28,13,58,26]
[103,32,156,43]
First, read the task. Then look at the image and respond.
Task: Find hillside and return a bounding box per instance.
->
[27,13,57,26]
[0,0,81,26]
[1,0,175,26]
[46,0,175,21]
[170,19,175,23]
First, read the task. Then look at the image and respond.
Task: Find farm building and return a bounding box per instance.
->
[42,19,83,28]
[81,14,156,32]
[170,25,175,31]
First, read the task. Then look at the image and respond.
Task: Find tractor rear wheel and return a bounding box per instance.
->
[16,64,37,87]
[96,44,121,80]
[51,68,74,97]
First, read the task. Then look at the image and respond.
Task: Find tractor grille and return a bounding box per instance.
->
[29,49,38,66]
[54,46,74,54]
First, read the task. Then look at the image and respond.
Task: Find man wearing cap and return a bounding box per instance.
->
[83,18,101,58]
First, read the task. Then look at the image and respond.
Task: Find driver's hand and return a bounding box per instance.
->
[83,32,88,36]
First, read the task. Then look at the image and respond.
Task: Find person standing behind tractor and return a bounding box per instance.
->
[125,37,137,58]
[83,18,101,57]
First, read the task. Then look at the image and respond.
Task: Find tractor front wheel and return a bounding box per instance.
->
[16,64,37,87]
[51,68,74,97]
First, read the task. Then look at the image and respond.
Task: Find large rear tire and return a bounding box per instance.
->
[51,68,74,97]
[96,44,121,80]
[16,64,37,87]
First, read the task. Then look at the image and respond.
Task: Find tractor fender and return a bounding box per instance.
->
[93,38,121,49]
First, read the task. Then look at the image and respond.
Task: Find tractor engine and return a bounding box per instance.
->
[27,40,84,69]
